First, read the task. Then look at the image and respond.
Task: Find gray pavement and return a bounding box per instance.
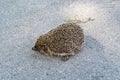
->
[0,0,120,80]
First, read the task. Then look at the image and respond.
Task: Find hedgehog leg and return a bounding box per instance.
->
[61,55,71,61]
[61,52,75,61]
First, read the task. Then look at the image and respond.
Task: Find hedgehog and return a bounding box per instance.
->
[32,18,94,61]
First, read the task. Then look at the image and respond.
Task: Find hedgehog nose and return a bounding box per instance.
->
[32,47,37,51]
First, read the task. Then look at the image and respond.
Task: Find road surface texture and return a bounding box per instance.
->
[0,0,120,80]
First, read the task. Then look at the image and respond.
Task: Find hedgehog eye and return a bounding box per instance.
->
[34,46,38,48]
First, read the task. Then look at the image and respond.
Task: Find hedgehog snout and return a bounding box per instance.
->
[32,47,37,51]
[32,45,42,51]
[32,46,37,51]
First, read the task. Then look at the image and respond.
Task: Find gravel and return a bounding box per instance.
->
[0,0,120,80]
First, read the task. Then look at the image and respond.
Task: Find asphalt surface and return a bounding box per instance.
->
[0,0,120,80]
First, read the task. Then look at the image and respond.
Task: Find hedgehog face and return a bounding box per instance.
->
[32,35,49,54]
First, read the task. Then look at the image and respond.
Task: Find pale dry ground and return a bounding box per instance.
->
[0,0,120,80]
